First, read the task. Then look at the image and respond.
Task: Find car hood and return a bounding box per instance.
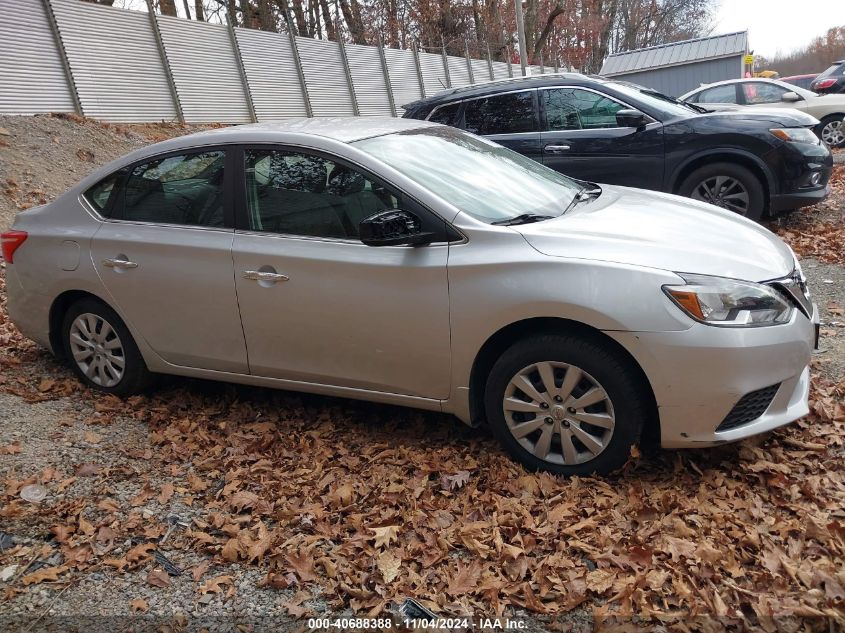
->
[693,107,819,127]
[514,185,795,282]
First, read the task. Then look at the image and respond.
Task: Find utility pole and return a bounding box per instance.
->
[513,0,527,76]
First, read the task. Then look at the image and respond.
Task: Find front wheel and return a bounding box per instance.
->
[484,334,647,476]
[678,162,765,221]
[818,115,845,148]
[61,298,151,396]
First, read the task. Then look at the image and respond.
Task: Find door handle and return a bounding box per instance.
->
[102,257,138,270]
[544,144,571,154]
[243,270,289,283]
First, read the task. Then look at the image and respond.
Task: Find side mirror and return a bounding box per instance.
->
[781,91,802,102]
[359,209,435,247]
[615,108,649,129]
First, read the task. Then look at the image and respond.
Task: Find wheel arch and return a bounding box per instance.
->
[48,290,113,359]
[670,150,774,212]
[467,317,660,445]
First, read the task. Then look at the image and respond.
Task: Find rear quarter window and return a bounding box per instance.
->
[83,171,124,216]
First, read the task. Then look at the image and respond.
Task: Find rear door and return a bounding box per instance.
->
[461,89,543,163]
[538,86,664,188]
[90,148,248,373]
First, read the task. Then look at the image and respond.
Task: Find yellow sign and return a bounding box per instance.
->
[743,54,754,65]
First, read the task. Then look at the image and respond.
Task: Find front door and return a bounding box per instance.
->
[538,86,664,189]
[91,148,247,373]
[231,146,452,399]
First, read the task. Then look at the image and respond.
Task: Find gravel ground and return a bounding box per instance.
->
[1,115,843,631]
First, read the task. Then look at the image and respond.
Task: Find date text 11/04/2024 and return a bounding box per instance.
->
[306,617,528,629]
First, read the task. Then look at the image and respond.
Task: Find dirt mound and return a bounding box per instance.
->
[0,114,209,230]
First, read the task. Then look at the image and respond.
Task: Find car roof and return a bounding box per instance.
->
[681,77,794,96]
[403,72,604,108]
[153,117,438,149]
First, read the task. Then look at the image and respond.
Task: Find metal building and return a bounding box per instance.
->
[600,31,748,97]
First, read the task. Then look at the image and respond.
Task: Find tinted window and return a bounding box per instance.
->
[696,84,738,103]
[244,149,398,239]
[428,102,461,125]
[84,171,124,215]
[115,151,226,226]
[354,126,580,224]
[742,82,789,104]
[463,91,536,135]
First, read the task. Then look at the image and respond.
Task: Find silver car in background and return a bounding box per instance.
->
[2,118,818,475]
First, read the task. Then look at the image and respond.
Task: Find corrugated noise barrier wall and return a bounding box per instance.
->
[0,0,553,122]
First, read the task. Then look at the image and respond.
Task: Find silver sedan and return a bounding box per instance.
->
[2,118,818,475]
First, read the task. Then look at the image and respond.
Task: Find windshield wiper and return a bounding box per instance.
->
[492,213,556,226]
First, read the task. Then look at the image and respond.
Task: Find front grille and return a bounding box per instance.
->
[716,384,780,432]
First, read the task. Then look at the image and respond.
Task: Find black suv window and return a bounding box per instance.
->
[114,151,226,227]
[543,88,625,130]
[428,102,462,125]
[463,91,536,135]
[244,149,399,239]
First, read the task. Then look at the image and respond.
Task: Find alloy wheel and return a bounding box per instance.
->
[502,361,615,466]
[821,120,844,147]
[690,175,750,215]
[69,313,125,388]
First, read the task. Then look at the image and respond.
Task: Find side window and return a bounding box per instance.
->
[463,91,536,135]
[428,102,462,126]
[115,151,226,227]
[543,88,624,131]
[244,149,399,240]
[696,84,738,104]
[742,82,789,104]
[84,171,124,216]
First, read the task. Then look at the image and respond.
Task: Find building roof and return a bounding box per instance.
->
[600,31,748,76]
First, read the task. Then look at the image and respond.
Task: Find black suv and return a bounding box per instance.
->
[811,60,845,94]
[403,74,832,221]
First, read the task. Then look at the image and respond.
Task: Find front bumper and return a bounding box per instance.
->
[769,140,833,213]
[607,303,816,448]
[771,186,829,213]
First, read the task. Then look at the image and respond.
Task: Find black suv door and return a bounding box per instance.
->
[538,86,664,188]
[461,89,542,163]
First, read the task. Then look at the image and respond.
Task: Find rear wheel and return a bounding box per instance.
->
[679,162,765,221]
[484,334,647,476]
[61,298,151,396]
[818,115,845,148]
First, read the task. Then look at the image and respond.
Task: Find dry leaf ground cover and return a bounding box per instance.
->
[0,117,844,632]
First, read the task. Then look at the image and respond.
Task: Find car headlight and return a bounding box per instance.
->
[663,273,793,327]
[770,127,819,144]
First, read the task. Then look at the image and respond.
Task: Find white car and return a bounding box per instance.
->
[2,118,819,475]
[681,78,845,147]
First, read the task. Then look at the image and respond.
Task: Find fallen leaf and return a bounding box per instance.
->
[130,598,149,613]
[377,551,401,583]
[146,568,170,588]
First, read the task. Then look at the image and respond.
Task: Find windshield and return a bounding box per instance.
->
[353,126,582,223]
[605,81,694,117]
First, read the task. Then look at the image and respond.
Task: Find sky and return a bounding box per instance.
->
[713,0,839,58]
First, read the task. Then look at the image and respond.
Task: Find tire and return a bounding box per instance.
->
[678,162,766,221]
[818,115,845,148]
[61,298,152,396]
[484,334,647,476]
